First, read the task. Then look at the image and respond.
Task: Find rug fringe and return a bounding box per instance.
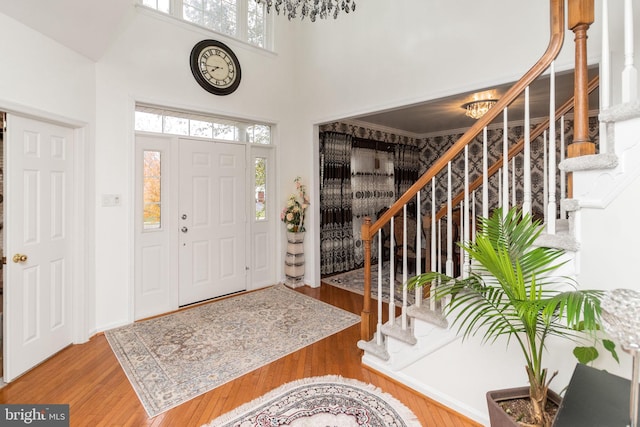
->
[203,375,421,427]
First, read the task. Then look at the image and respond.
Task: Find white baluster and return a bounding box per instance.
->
[472,190,477,243]
[430,178,436,311]
[464,145,470,278]
[560,115,567,218]
[498,168,502,208]
[623,0,638,103]
[415,191,422,308]
[377,230,383,345]
[511,158,516,207]
[459,202,464,278]
[446,162,454,277]
[402,205,408,330]
[600,0,610,153]
[523,86,532,216]
[437,218,442,274]
[389,216,395,327]
[482,127,489,219]
[503,107,509,215]
[547,61,557,234]
[543,131,548,225]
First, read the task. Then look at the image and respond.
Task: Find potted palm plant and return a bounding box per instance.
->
[408,207,617,427]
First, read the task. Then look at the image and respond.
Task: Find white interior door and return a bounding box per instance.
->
[178,139,246,305]
[4,114,73,382]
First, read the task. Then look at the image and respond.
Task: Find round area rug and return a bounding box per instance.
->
[203,375,421,427]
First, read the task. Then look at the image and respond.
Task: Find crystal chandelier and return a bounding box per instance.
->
[462,99,498,120]
[255,0,356,21]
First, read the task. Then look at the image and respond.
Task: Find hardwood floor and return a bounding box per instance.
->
[0,284,481,427]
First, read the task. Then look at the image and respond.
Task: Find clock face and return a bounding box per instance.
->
[190,40,241,95]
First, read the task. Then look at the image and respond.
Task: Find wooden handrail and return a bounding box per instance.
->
[434,75,600,222]
[360,0,566,341]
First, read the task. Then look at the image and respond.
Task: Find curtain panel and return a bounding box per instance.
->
[394,144,420,201]
[319,132,355,275]
[351,146,395,267]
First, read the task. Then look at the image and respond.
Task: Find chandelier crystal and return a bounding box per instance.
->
[255,0,356,21]
[462,99,498,120]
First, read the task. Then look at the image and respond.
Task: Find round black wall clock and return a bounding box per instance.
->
[190,39,242,96]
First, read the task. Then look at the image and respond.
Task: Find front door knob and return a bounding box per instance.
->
[12,254,28,263]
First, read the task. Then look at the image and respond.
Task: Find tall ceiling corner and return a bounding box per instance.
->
[0,0,135,61]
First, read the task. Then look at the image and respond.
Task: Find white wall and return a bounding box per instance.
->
[0,12,97,338]
[0,14,96,119]
[93,8,301,331]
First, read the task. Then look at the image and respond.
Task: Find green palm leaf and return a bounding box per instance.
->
[407,207,614,398]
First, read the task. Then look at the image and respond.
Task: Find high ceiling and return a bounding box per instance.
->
[0,0,133,61]
[350,67,600,136]
[0,2,599,135]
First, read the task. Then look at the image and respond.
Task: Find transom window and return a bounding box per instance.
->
[135,104,272,144]
[140,0,268,49]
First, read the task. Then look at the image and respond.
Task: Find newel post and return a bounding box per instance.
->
[360,217,374,341]
[567,0,596,197]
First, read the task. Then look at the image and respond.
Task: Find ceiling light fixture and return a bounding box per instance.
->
[255,0,356,21]
[462,99,498,120]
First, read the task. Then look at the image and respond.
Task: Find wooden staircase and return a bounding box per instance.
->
[356,0,639,424]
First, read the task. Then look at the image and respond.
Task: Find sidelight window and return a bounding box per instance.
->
[143,150,162,230]
[255,157,267,220]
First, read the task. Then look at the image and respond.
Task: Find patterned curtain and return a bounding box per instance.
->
[394,144,421,201]
[320,132,355,275]
[351,146,395,267]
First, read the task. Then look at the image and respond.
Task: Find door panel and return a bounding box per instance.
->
[5,114,73,382]
[250,147,276,288]
[178,139,246,305]
[134,135,175,320]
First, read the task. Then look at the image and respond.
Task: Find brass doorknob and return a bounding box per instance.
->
[12,254,27,263]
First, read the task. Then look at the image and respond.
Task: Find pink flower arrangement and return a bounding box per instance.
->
[281,176,310,232]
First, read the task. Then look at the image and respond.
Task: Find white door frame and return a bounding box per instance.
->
[1,101,90,357]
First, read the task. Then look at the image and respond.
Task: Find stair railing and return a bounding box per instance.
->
[358,0,566,342]
[435,76,600,236]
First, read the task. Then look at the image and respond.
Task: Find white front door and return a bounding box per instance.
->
[178,139,246,305]
[4,114,74,381]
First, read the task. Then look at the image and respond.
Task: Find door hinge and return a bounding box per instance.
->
[2,256,5,265]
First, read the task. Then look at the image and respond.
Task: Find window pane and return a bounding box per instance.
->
[255,157,267,220]
[220,0,237,35]
[247,124,271,144]
[190,119,213,138]
[135,111,163,132]
[183,4,203,25]
[157,0,170,12]
[213,123,238,140]
[143,151,162,230]
[139,0,268,50]
[164,116,189,135]
[135,105,271,144]
[248,1,265,47]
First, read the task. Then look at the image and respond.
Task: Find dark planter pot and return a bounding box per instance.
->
[486,386,563,427]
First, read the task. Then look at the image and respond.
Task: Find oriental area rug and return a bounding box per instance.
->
[203,375,421,427]
[104,285,360,417]
[323,264,418,307]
